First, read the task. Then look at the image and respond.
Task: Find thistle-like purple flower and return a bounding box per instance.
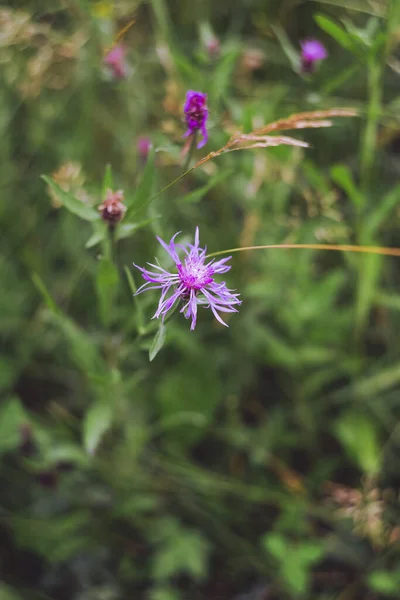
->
[300,39,328,73]
[183,91,208,149]
[134,228,241,330]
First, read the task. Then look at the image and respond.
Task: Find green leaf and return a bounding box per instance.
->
[42,176,99,221]
[263,532,287,559]
[0,397,27,455]
[102,163,113,198]
[31,272,60,314]
[364,184,400,238]
[0,583,23,600]
[156,359,220,446]
[272,24,300,70]
[86,222,107,248]
[152,529,209,581]
[368,571,400,596]
[354,253,382,336]
[149,587,181,600]
[96,257,119,325]
[281,550,309,594]
[45,311,106,377]
[115,216,160,241]
[316,0,384,15]
[297,542,324,564]
[352,362,400,399]
[125,148,156,217]
[314,14,360,53]
[335,411,381,475]
[211,48,240,102]
[12,512,90,562]
[124,266,146,334]
[330,164,364,208]
[149,324,167,361]
[180,169,232,203]
[83,399,113,455]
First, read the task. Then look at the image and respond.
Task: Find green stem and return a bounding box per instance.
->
[142,166,196,213]
[151,0,172,45]
[183,133,197,171]
[360,56,381,197]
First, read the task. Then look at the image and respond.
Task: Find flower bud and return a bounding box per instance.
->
[98,189,126,225]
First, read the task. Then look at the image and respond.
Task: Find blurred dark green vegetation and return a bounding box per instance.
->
[1,0,400,598]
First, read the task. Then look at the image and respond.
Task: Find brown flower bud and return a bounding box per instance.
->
[98,189,126,225]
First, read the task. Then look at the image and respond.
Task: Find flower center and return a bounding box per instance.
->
[178,259,214,291]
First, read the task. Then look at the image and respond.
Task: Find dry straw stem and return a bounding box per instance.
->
[194,108,358,168]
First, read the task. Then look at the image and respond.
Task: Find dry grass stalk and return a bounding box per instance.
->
[194,108,357,169]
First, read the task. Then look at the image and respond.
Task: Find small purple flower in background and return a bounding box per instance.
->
[205,36,220,59]
[134,227,241,330]
[104,44,128,79]
[137,136,152,164]
[300,39,328,73]
[183,91,209,149]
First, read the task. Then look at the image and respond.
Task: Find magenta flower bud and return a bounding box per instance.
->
[183,91,209,149]
[300,39,328,73]
[137,136,152,164]
[104,44,128,79]
[134,227,241,330]
[206,37,220,59]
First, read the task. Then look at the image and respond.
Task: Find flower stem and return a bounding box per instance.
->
[207,243,400,260]
[183,133,197,171]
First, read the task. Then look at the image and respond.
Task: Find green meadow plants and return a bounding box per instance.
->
[1,1,400,599]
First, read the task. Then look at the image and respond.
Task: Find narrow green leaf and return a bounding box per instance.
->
[125,148,156,217]
[272,24,299,70]
[316,0,384,15]
[355,253,382,336]
[115,216,160,241]
[0,397,27,455]
[83,399,113,455]
[335,411,381,475]
[263,532,287,559]
[314,15,359,52]
[102,163,113,198]
[31,272,60,314]
[85,222,107,248]
[96,257,119,325]
[180,170,232,203]
[149,324,167,361]
[124,266,145,333]
[330,164,364,208]
[364,184,400,238]
[46,312,106,376]
[42,176,99,221]
[211,48,240,102]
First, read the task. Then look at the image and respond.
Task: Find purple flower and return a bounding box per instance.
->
[300,39,328,73]
[183,91,209,149]
[134,227,241,330]
[137,136,152,164]
[104,44,128,79]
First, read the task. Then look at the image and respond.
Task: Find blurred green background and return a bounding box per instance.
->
[1,1,400,598]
